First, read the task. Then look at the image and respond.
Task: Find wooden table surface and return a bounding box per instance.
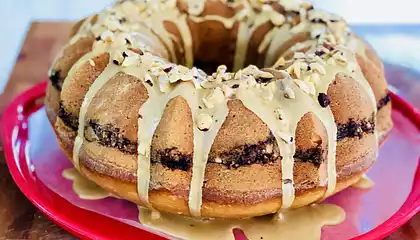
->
[0,22,419,240]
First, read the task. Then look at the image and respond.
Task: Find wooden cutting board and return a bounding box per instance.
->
[0,21,418,240]
[0,22,77,240]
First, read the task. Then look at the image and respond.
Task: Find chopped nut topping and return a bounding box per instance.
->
[310,72,320,84]
[197,68,206,77]
[158,74,170,93]
[128,47,144,56]
[246,75,257,87]
[217,65,227,74]
[103,15,125,31]
[151,60,163,68]
[281,0,301,12]
[262,85,274,101]
[273,57,286,69]
[162,63,172,73]
[234,70,243,80]
[168,73,180,83]
[309,62,326,75]
[150,67,164,76]
[258,71,274,79]
[242,65,260,76]
[196,114,213,131]
[178,65,190,73]
[306,81,316,95]
[144,74,154,87]
[294,79,315,95]
[122,55,140,67]
[300,1,313,11]
[112,52,125,65]
[293,52,306,59]
[284,87,295,99]
[274,108,286,121]
[222,84,236,98]
[201,80,219,89]
[332,52,347,63]
[327,58,336,65]
[290,21,306,33]
[88,59,96,67]
[271,12,286,26]
[311,26,327,39]
[293,63,302,78]
[286,63,296,78]
[203,87,225,109]
[308,9,339,24]
[286,59,312,79]
[100,30,115,42]
[191,67,205,89]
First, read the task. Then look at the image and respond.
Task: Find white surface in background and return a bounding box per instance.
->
[0,0,114,93]
[364,35,420,70]
[0,0,420,93]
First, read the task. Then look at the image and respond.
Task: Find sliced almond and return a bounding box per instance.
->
[273,57,286,69]
[327,57,337,65]
[293,52,306,59]
[310,72,320,84]
[284,87,295,99]
[88,59,96,67]
[100,30,114,43]
[271,13,286,26]
[258,71,274,79]
[294,79,310,94]
[309,62,326,75]
[274,108,286,120]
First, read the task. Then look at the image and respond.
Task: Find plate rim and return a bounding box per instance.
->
[1,81,419,240]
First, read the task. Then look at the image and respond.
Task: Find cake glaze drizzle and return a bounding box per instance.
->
[59,0,379,218]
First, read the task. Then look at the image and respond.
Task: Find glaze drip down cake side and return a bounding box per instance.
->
[45,0,393,219]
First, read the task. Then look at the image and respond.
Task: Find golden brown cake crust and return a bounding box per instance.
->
[54,115,377,218]
[81,163,366,219]
[56,125,371,218]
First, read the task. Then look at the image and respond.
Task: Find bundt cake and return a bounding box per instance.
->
[45,0,393,219]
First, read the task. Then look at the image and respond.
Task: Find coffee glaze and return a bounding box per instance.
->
[62,169,345,240]
[62,168,112,200]
[57,0,379,233]
[138,204,345,240]
[351,174,375,189]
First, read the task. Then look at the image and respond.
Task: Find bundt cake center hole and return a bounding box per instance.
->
[193,60,224,75]
[186,22,283,74]
[192,57,268,75]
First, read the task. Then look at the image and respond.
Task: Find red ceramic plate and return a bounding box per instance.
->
[1,81,420,240]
